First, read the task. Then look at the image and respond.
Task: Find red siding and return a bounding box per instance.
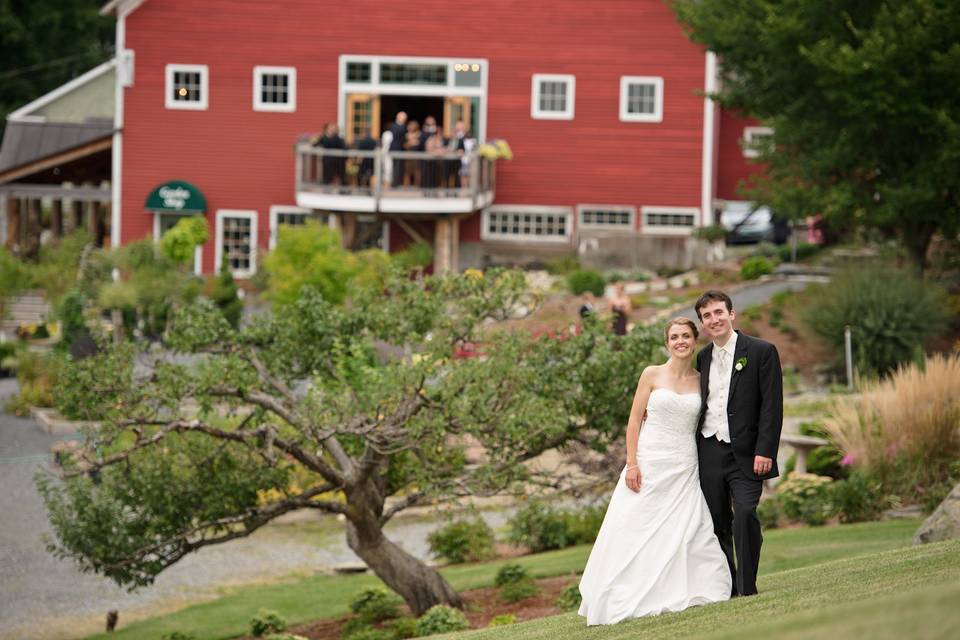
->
[120,0,711,268]
[716,109,765,202]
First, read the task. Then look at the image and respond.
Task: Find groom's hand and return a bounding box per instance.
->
[753,455,773,476]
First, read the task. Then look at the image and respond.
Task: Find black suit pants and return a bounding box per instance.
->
[699,434,763,596]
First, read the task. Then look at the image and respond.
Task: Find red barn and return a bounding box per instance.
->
[88,0,767,276]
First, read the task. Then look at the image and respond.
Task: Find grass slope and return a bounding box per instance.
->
[87,518,920,640]
[442,538,960,640]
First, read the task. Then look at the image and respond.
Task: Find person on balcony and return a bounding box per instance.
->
[388,111,407,187]
[317,123,346,186]
[403,120,422,187]
[421,116,445,190]
[354,127,377,188]
[447,120,475,189]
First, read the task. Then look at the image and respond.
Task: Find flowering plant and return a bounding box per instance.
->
[735,356,748,371]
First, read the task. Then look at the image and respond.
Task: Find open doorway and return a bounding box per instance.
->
[379,95,445,134]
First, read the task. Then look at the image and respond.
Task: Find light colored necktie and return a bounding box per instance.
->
[717,348,727,372]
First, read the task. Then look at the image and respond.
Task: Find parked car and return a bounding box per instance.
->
[720,201,775,244]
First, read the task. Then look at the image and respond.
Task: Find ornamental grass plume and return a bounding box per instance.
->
[823,354,960,503]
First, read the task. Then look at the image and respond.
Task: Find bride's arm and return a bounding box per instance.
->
[625,367,654,492]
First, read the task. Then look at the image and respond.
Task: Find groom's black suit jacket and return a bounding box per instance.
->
[696,331,784,480]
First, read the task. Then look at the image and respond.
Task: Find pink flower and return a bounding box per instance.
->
[841,453,856,467]
[887,442,899,457]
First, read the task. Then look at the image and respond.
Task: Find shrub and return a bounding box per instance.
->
[209,262,243,328]
[566,269,605,296]
[160,216,208,264]
[500,578,540,603]
[506,501,571,552]
[823,354,960,505]
[427,517,494,564]
[250,610,287,637]
[776,473,835,526]
[341,628,393,640]
[800,262,949,377]
[162,633,196,640]
[564,503,606,545]
[4,350,61,414]
[349,587,400,623]
[545,254,579,275]
[414,605,469,636]
[263,221,360,307]
[757,496,782,529]
[494,563,529,587]
[387,616,418,639]
[555,583,582,610]
[776,242,821,263]
[488,614,517,627]
[831,471,890,523]
[740,256,774,280]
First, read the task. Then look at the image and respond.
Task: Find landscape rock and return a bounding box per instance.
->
[914,482,960,545]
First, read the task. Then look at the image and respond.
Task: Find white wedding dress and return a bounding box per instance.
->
[578,388,731,625]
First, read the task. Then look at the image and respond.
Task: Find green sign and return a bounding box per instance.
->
[145,180,206,214]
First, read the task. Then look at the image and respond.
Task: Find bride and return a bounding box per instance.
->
[579,317,731,625]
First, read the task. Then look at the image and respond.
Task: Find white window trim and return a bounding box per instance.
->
[742,126,774,158]
[153,213,203,275]
[253,65,297,113]
[619,76,664,123]
[576,204,636,230]
[531,74,575,120]
[165,64,209,110]
[268,204,313,250]
[641,206,700,236]
[215,209,258,278]
[481,205,573,243]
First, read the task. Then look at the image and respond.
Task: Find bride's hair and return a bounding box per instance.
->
[664,317,699,342]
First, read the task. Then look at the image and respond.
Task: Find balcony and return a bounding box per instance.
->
[295,144,496,215]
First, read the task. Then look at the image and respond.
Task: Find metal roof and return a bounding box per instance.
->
[0,119,113,176]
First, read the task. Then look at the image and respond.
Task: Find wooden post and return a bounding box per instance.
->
[450,217,460,273]
[51,200,64,238]
[25,198,42,256]
[6,198,20,250]
[101,201,112,248]
[340,213,356,249]
[434,217,452,274]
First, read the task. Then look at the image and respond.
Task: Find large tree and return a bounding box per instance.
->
[41,268,662,615]
[674,0,960,267]
[0,1,114,134]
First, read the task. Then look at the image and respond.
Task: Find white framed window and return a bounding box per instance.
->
[253,66,296,112]
[165,64,208,110]
[620,76,663,123]
[268,205,315,249]
[577,205,636,230]
[481,205,572,243]
[531,74,575,120]
[742,126,774,158]
[215,209,258,277]
[641,206,700,235]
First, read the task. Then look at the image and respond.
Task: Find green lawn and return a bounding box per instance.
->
[442,537,960,640]
[88,518,923,640]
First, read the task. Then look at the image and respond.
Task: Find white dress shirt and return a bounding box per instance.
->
[702,331,738,443]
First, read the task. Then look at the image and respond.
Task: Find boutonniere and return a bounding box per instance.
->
[735,357,748,372]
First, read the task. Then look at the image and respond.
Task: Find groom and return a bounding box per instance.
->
[694,290,783,597]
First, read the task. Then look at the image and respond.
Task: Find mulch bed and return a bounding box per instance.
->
[272,574,578,640]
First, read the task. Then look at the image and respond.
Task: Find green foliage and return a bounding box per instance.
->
[545,254,580,276]
[740,256,774,280]
[555,583,582,611]
[30,231,93,305]
[161,633,196,640]
[55,288,88,349]
[757,496,782,529]
[387,617,418,639]
[414,605,469,636]
[693,224,728,243]
[262,221,361,307]
[506,502,571,552]
[250,610,287,636]
[349,588,401,623]
[488,614,517,627]
[4,349,62,414]
[499,578,539,603]
[800,262,949,377]
[427,517,495,564]
[0,248,32,299]
[565,503,606,545]
[776,242,822,263]
[777,473,836,526]
[209,262,243,328]
[160,216,208,264]
[391,242,433,271]
[341,626,393,640]
[566,269,605,296]
[831,472,890,523]
[494,563,529,587]
[673,0,960,267]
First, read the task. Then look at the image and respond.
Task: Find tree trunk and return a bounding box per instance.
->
[344,498,463,616]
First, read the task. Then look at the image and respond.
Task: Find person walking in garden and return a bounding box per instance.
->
[579,317,731,625]
[695,289,783,597]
